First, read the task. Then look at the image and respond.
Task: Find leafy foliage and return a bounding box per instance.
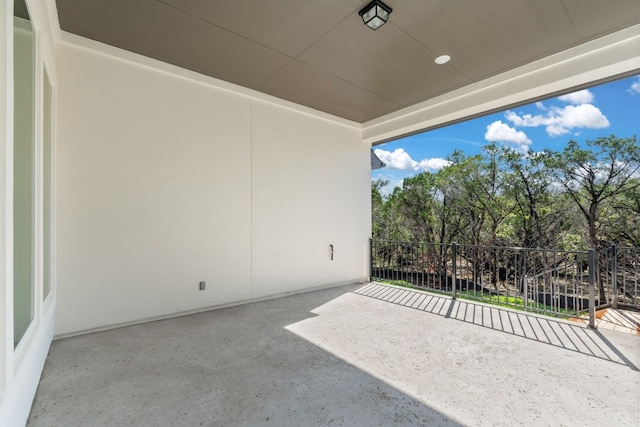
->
[372,135,640,249]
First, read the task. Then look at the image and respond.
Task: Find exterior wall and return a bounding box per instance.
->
[55,40,370,335]
[251,101,368,297]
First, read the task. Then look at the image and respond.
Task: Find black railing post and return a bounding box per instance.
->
[369,238,373,282]
[523,274,528,312]
[611,245,617,309]
[451,243,457,299]
[588,248,596,329]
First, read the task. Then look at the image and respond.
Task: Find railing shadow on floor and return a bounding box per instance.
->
[603,309,640,329]
[355,282,638,371]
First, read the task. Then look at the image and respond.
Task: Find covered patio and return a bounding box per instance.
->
[28,283,639,426]
[2,1,640,425]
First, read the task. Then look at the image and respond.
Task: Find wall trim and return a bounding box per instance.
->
[54,278,369,341]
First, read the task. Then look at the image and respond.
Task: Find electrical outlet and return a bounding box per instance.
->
[199,281,206,291]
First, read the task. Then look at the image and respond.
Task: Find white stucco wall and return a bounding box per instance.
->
[251,100,369,298]
[55,41,369,335]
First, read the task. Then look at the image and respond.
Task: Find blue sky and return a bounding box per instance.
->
[372,74,640,195]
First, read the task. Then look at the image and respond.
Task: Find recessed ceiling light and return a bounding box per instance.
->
[435,55,451,65]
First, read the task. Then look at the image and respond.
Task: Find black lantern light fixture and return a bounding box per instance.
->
[359,0,393,31]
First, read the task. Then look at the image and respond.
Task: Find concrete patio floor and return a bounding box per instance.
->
[28,283,639,426]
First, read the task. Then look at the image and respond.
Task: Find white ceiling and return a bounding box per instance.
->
[55,0,640,123]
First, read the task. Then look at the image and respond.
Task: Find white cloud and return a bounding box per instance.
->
[535,102,547,111]
[628,77,640,95]
[504,111,527,127]
[374,148,452,173]
[505,104,609,137]
[484,120,532,152]
[374,148,418,171]
[418,157,452,171]
[558,89,594,104]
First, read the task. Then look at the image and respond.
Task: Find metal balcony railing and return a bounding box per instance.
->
[370,240,640,328]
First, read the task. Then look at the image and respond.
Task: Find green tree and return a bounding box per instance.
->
[604,177,640,247]
[545,135,640,250]
[437,150,485,246]
[500,148,571,248]
[444,145,513,246]
[396,172,438,242]
[371,179,388,240]
[545,135,640,303]
[433,166,466,246]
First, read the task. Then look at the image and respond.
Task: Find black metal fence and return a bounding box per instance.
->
[597,245,640,310]
[370,240,640,327]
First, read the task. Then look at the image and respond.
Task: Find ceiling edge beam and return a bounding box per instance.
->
[362,24,640,145]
